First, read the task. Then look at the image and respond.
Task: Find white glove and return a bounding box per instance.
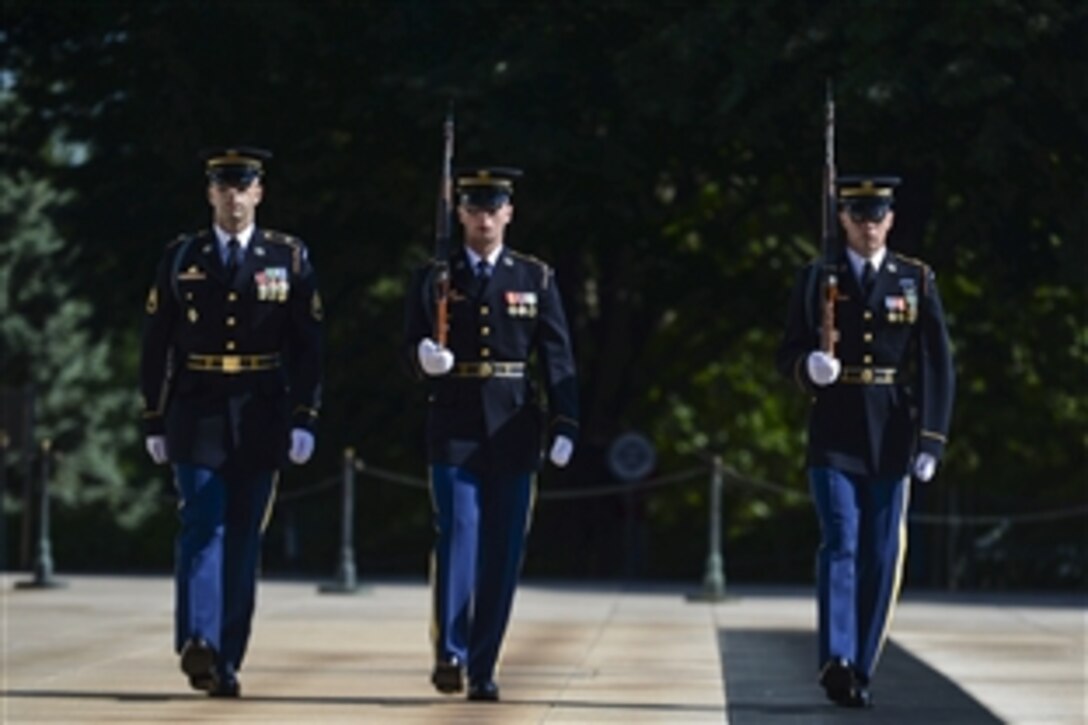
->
[913,452,937,482]
[289,428,315,465]
[806,351,842,386]
[549,435,574,467]
[145,435,168,464]
[417,338,455,376]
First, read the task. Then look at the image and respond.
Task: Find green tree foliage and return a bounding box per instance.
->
[0,167,147,526]
[2,0,1084,585]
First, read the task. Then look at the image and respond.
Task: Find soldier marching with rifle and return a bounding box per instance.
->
[776,84,956,709]
[402,111,579,702]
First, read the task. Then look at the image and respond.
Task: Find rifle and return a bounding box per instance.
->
[819,80,839,355]
[433,106,455,345]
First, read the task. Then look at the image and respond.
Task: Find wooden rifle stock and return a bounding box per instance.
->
[434,108,455,345]
[820,272,839,355]
[435,270,449,346]
[820,81,839,355]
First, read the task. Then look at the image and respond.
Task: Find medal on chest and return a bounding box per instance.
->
[256,267,289,301]
[505,290,538,317]
[886,278,918,323]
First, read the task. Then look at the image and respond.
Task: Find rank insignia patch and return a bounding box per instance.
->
[178,265,206,281]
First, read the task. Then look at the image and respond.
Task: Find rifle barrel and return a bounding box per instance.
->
[433,107,455,345]
[820,81,839,355]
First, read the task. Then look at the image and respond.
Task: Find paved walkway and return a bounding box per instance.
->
[1,574,1084,723]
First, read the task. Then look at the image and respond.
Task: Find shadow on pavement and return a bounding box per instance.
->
[718,629,1004,724]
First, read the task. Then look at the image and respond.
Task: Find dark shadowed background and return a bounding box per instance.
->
[2,0,1085,591]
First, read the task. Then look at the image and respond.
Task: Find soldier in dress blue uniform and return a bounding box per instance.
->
[403,167,579,702]
[140,147,323,697]
[777,175,955,708]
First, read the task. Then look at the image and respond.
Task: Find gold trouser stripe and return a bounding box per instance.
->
[450,361,526,378]
[839,366,898,385]
[260,471,280,534]
[426,469,537,665]
[427,467,440,654]
[494,472,538,681]
[187,353,281,373]
[872,477,911,673]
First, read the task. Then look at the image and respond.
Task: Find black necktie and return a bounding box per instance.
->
[475,260,492,279]
[861,261,876,296]
[226,238,241,281]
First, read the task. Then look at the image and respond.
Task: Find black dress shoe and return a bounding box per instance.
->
[208,664,240,698]
[828,684,874,708]
[819,659,873,708]
[431,656,464,694]
[179,638,219,693]
[467,679,500,702]
[846,684,873,708]
[818,658,853,701]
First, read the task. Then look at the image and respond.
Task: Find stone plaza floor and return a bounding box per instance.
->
[1,574,1084,723]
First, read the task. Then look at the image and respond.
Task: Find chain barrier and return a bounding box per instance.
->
[7,446,1078,528]
[276,473,341,502]
[716,463,1088,527]
[4,441,1083,595]
[351,459,707,500]
[271,452,1088,528]
[353,460,428,490]
[537,467,707,500]
[907,505,1088,527]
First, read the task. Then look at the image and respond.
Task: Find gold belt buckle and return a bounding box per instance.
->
[221,355,242,374]
[861,368,874,384]
[477,362,493,377]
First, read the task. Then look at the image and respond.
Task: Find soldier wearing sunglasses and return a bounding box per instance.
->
[777,175,955,709]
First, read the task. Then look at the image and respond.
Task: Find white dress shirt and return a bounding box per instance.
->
[846,246,887,286]
[213,224,255,266]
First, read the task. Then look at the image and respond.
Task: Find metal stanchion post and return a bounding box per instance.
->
[19,384,35,570]
[688,455,729,602]
[319,446,362,594]
[0,430,7,572]
[16,439,65,590]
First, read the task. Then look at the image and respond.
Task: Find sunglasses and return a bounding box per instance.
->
[847,206,890,223]
[212,179,259,192]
